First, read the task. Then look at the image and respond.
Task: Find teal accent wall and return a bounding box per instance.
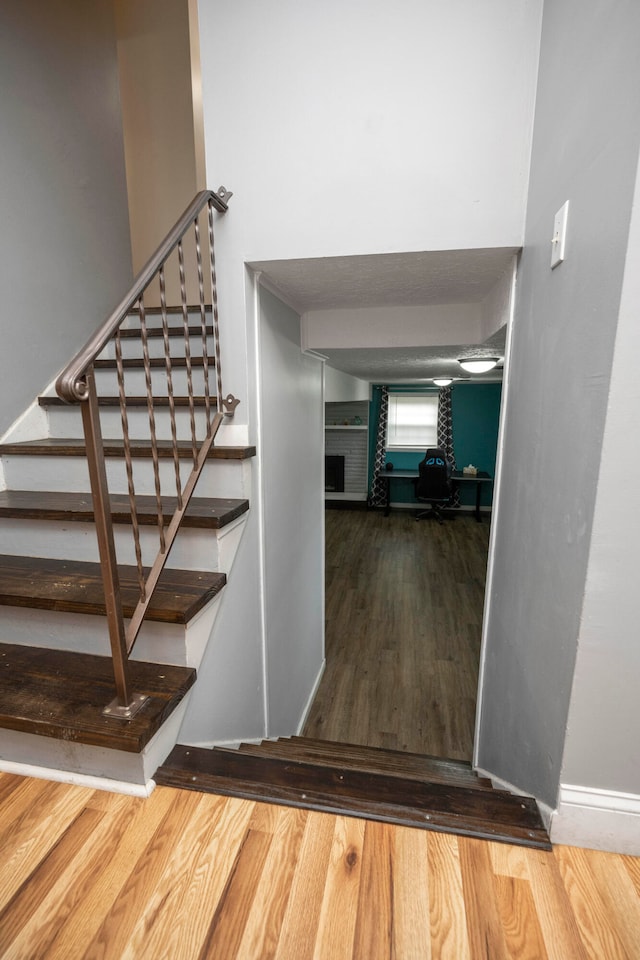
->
[451,383,502,506]
[368,382,502,508]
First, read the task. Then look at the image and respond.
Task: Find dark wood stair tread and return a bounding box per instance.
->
[0,490,248,529]
[155,744,550,849]
[0,438,256,460]
[117,324,213,339]
[40,396,216,408]
[236,736,498,791]
[0,555,225,623]
[0,642,195,752]
[94,357,208,370]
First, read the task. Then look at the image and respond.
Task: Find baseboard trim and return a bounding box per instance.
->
[551,783,640,854]
[0,758,155,797]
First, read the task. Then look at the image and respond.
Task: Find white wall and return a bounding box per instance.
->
[197,0,542,417]
[303,304,482,352]
[259,286,325,735]
[324,367,370,404]
[0,0,133,435]
[476,0,640,811]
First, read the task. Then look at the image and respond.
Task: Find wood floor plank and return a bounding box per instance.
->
[135,793,255,960]
[271,811,337,960]
[492,874,550,960]
[352,820,394,960]
[0,806,103,955]
[459,837,511,960]
[555,845,636,959]
[312,815,365,960]
[581,847,640,959]
[525,848,591,960]
[197,828,273,959]
[43,791,173,958]
[79,789,208,959]
[427,832,472,960]
[0,780,95,912]
[235,806,308,960]
[389,825,431,960]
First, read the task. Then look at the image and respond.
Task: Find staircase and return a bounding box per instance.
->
[156,736,551,848]
[0,189,258,789]
[0,308,254,788]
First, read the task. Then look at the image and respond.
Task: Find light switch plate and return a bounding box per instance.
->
[551,200,569,269]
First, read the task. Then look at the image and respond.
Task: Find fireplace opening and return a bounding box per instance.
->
[325,455,345,492]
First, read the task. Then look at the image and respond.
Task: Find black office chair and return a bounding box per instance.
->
[415,448,453,524]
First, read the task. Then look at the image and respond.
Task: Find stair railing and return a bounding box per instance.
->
[56,188,237,718]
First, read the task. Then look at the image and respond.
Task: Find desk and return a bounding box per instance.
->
[376,469,493,522]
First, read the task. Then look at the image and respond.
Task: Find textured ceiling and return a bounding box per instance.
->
[251,247,517,381]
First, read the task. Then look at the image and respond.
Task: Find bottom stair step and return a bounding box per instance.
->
[0,642,195,753]
[155,741,551,849]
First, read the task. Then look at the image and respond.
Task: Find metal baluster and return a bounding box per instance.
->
[116,326,145,602]
[177,237,198,467]
[139,299,165,555]
[81,367,147,718]
[159,265,183,509]
[208,199,223,414]
[194,214,212,434]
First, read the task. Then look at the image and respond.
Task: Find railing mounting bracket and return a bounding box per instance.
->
[103,693,149,720]
[216,185,233,208]
[222,393,240,418]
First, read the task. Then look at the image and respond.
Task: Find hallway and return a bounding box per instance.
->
[303,508,490,759]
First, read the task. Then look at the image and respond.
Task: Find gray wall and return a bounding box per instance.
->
[560,147,640,797]
[0,0,132,434]
[476,0,640,807]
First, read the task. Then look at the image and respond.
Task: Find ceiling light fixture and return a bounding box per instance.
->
[433,378,453,387]
[457,357,499,374]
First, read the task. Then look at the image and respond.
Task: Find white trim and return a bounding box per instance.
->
[551,783,640,854]
[0,758,155,797]
[252,270,270,739]
[297,659,326,735]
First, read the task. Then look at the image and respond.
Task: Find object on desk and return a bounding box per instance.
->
[463,464,478,475]
[385,462,394,471]
[354,415,362,425]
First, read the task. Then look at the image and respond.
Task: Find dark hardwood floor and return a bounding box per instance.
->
[303,507,490,760]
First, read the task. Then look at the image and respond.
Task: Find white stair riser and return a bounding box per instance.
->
[93,366,213,396]
[0,595,220,668]
[44,405,213,442]
[0,518,220,570]
[98,335,214,362]
[1,455,252,500]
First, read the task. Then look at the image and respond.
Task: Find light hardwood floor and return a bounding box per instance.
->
[304,508,490,759]
[0,773,638,959]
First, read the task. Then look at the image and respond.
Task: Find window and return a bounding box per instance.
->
[386,394,438,450]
